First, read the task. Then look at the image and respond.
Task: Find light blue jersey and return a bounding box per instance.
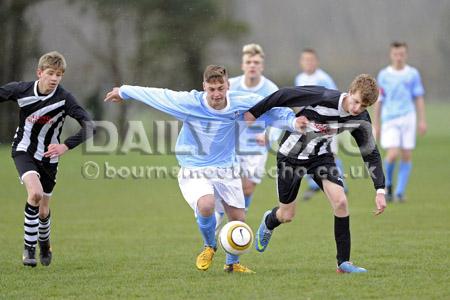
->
[377,65,425,122]
[119,86,296,168]
[294,69,337,89]
[229,75,280,154]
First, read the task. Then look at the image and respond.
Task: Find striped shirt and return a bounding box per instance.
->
[249,86,385,190]
[0,81,94,163]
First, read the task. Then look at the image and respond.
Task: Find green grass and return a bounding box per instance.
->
[1,103,449,299]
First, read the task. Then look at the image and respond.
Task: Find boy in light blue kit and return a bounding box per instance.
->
[104,65,302,273]
[294,48,348,200]
[228,43,280,213]
[374,42,426,202]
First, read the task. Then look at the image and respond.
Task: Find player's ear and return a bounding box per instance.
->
[202,81,207,91]
[36,69,42,78]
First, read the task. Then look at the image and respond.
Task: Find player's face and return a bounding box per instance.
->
[37,67,64,94]
[203,78,229,109]
[241,54,264,80]
[345,91,368,116]
[390,46,408,69]
[300,52,318,74]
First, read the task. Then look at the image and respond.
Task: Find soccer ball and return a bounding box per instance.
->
[219,221,254,255]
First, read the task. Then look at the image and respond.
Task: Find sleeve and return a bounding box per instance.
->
[257,107,297,132]
[0,82,19,103]
[412,70,425,98]
[349,114,385,190]
[63,94,96,149]
[119,85,193,121]
[248,86,327,119]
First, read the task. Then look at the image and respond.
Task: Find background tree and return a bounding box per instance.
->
[0,0,42,144]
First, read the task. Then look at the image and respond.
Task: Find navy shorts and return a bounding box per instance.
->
[13,151,58,195]
[276,153,344,204]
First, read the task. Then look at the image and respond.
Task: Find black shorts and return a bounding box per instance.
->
[276,153,344,204]
[13,151,58,194]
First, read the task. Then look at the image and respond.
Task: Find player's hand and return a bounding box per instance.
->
[374,193,387,216]
[295,116,309,133]
[104,87,124,103]
[418,120,427,136]
[255,133,266,146]
[44,144,69,158]
[244,112,256,124]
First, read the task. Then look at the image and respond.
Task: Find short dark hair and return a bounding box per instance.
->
[203,65,227,83]
[301,48,317,56]
[390,41,408,49]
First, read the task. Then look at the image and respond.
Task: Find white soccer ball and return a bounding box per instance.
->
[219,221,254,255]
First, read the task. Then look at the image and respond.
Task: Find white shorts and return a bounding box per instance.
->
[177,166,244,216]
[237,153,268,184]
[381,112,417,150]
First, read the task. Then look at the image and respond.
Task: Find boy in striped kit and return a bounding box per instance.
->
[0,51,95,267]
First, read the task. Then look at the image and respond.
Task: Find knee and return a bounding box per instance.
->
[334,195,348,212]
[28,191,43,205]
[197,200,215,217]
[277,208,296,223]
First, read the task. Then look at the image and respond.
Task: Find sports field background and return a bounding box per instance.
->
[0,103,449,299]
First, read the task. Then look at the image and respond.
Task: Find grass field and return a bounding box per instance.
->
[0,103,449,299]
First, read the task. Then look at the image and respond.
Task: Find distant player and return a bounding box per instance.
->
[104,65,301,273]
[246,74,387,273]
[0,51,95,267]
[229,43,280,212]
[374,42,426,202]
[294,48,348,200]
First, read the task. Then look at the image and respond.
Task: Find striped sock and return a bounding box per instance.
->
[39,211,51,242]
[24,202,39,248]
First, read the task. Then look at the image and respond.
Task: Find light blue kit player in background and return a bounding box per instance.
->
[224,44,281,226]
[374,41,426,202]
[294,48,348,200]
[104,65,302,274]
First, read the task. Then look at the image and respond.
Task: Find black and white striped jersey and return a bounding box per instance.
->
[0,81,95,163]
[249,86,385,190]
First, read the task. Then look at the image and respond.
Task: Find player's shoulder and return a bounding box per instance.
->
[228,90,262,109]
[405,65,421,76]
[377,66,390,76]
[228,75,243,88]
[261,76,278,91]
[11,81,35,94]
[316,69,333,79]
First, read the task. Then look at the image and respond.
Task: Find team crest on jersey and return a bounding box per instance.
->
[312,123,338,135]
[26,115,54,125]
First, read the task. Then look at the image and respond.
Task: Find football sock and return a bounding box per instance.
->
[244,194,253,211]
[38,210,51,242]
[226,253,239,265]
[307,175,320,190]
[395,161,412,197]
[265,207,281,230]
[334,215,351,265]
[24,202,39,249]
[196,212,217,248]
[384,160,396,187]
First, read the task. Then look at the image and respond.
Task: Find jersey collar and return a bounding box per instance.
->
[338,93,351,117]
[34,80,58,100]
